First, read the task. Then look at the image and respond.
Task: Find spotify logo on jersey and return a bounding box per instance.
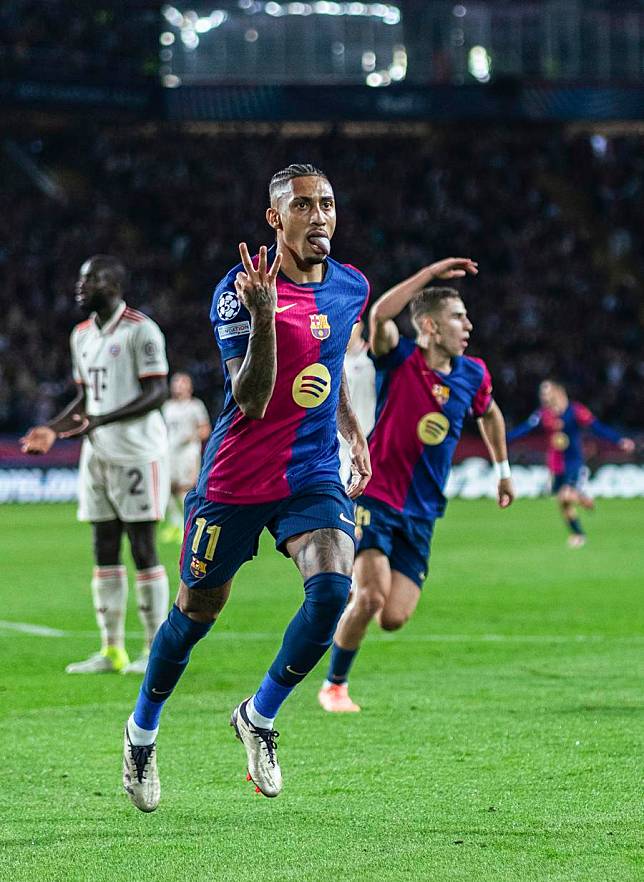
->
[292,363,331,408]
[417,412,450,445]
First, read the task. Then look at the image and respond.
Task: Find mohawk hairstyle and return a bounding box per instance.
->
[410,286,462,331]
[269,163,328,204]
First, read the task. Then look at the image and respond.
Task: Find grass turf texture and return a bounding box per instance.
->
[0,500,642,882]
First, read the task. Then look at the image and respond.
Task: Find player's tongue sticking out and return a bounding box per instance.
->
[308,231,331,256]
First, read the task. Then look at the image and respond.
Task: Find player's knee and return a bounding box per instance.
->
[379,609,409,632]
[354,588,387,621]
[303,572,352,629]
[128,532,158,570]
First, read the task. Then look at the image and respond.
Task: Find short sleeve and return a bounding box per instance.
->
[369,336,415,373]
[134,320,169,378]
[470,358,493,418]
[572,402,594,427]
[210,272,252,363]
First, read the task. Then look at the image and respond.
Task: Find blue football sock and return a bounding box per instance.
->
[252,572,351,720]
[132,604,213,731]
[567,517,585,536]
[326,643,358,685]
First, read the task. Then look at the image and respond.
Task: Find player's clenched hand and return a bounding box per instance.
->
[234,243,282,316]
[19,425,57,455]
[619,437,635,453]
[428,257,478,280]
[347,434,372,500]
[498,477,515,509]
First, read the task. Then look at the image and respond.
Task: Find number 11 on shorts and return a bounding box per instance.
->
[191,517,221,561]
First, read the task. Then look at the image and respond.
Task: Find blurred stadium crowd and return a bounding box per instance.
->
[1,123,642,433]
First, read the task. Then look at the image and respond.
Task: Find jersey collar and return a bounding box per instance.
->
[92,300,126,335]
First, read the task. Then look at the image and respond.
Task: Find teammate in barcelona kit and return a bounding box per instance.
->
[161,372,211,542]
[319,260,515,713]
[122,164,372,812]
[507,379,634,548]
[20,255,170,674]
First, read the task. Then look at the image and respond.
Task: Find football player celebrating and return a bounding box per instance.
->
[21,255,170,675]
[122,164,371,811]
[319,260,515,713]
[507,379,634,547]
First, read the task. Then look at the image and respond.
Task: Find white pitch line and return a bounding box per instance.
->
[0,621,642,643]
[0,620,66,637]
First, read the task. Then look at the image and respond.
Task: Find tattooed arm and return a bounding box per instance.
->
[228,243,281,420]
[337,368,371,499]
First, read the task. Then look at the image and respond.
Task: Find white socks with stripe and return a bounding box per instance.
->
[92,565,128,650]
[135,565,170,649]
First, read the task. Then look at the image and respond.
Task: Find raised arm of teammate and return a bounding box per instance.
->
[368,257,478,357]
[586,418,635,451]
[478,401,515,508]
[337,368,371,499]
[227,243,281,420]
[506,411,542,443]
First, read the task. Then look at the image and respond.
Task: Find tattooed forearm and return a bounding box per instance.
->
[231,311,277,419]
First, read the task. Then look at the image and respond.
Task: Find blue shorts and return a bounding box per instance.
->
[355,495,434,589]
[180,482,356,589]
[552,466,588,494]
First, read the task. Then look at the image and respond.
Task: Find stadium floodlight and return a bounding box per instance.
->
[469,45,491,82]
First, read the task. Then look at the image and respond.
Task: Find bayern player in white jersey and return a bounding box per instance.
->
[161,372,211,541]
[339,320,376,485]
[21,255,171,675]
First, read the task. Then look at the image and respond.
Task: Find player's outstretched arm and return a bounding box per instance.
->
[337,369,371,499]
[228,243,281,420]
[369,257,478,357]
[477,400,515,509]
[20,385,87,454]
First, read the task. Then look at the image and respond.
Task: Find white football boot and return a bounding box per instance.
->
[122,726,160,812]
[121,651,150,675]
[65,646,129,673]
[230,699,282,798]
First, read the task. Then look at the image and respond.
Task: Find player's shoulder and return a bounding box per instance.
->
[71,318,93,337]
[332,259,370,291]
[460,355,491,381]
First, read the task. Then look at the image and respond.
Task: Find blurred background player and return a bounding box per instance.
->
[122,164,371,812]
[161,372,211,542]
[507,379,634,547]
[20,255,170,674]
[319,260,515,712]
[338,320,376,486]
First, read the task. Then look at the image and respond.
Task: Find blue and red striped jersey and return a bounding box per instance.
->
[197,249,369,503]
[364,336,493,520]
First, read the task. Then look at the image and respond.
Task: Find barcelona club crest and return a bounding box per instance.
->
[309,313,331,340]
[190,556,207,580]
[432,383,450,406]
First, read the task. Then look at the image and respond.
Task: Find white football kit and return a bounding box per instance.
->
[162,397,210,488]
[339,343,376,485]
[71,301,170,522]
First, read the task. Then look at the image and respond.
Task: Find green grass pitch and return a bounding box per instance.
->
[0,499,642,882]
